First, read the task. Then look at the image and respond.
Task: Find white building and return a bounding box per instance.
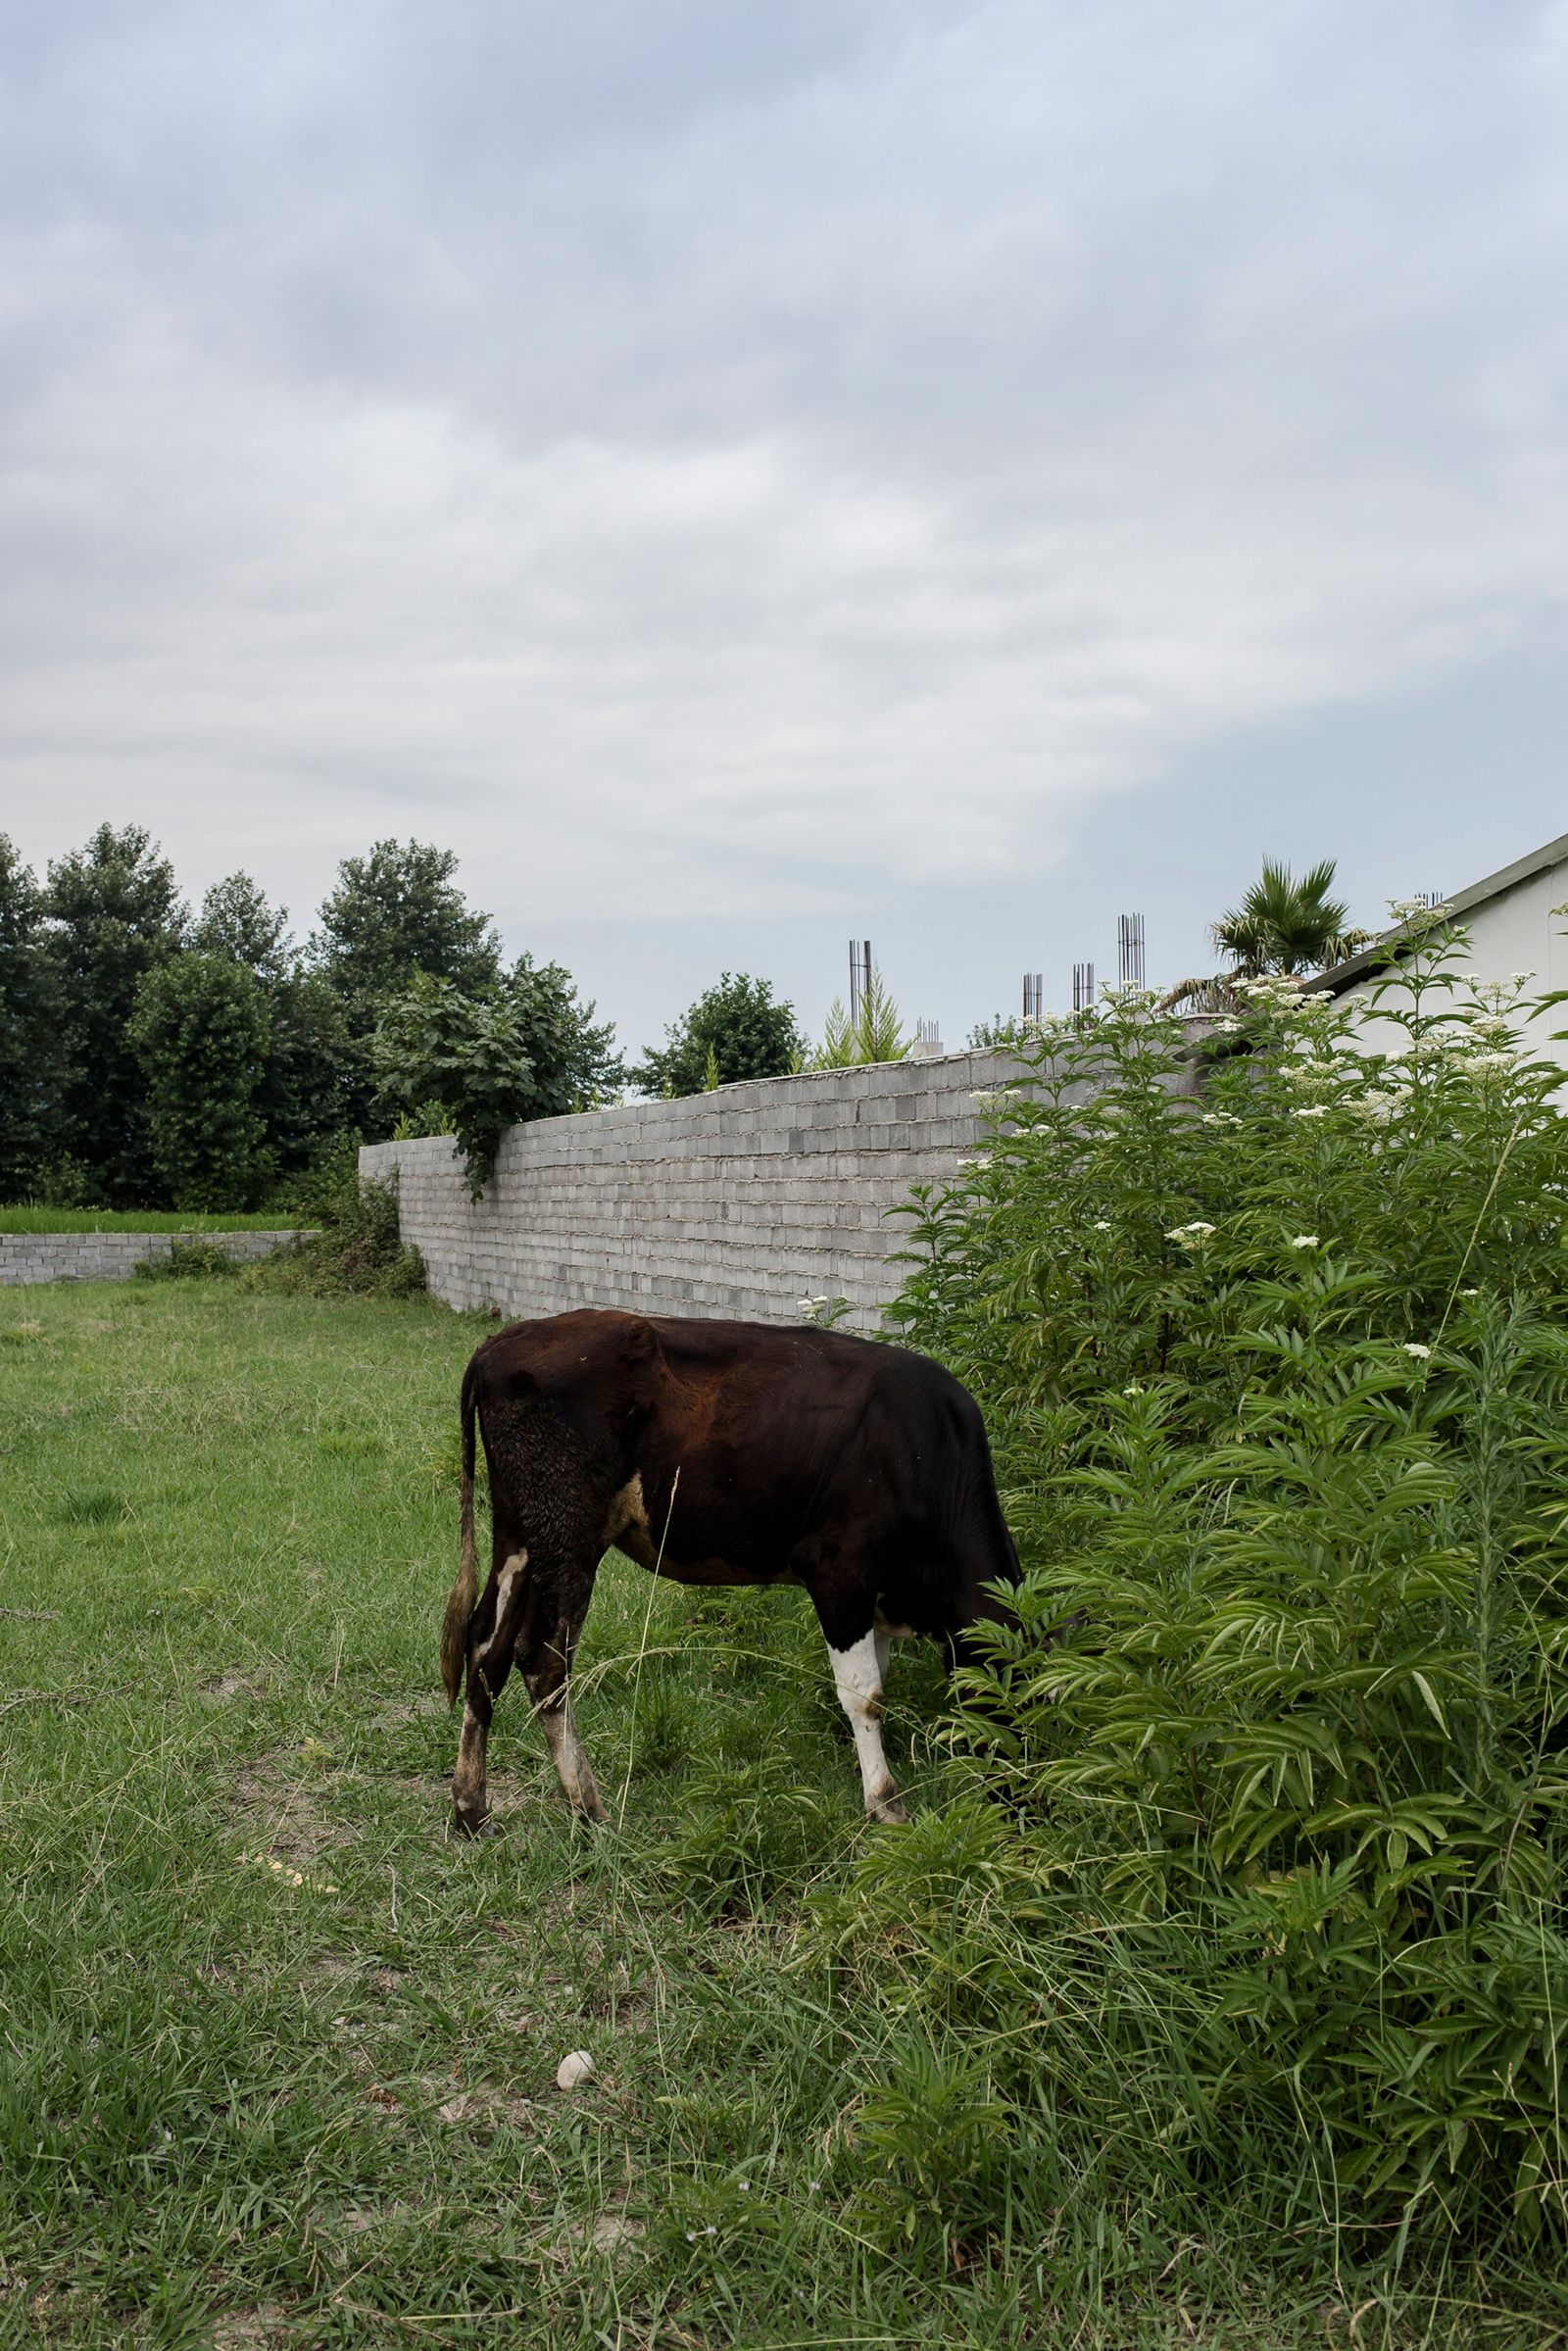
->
[1310,829,1568,1069]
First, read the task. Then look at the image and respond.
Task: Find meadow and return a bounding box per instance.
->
[1,1277,1561,2348]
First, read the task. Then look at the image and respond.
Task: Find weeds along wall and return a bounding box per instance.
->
[361,1041,1206,1331]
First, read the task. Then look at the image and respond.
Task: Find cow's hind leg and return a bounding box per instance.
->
[827,1627,907,1825]
[802,1548,907,1826]
[451,1545,530,1836]
[518,1564,605,1822]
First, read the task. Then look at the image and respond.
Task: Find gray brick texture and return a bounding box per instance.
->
[363,1039,1204,1334]
[0,1231,306,1288]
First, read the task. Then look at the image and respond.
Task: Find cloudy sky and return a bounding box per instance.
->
[3,1,1567,1053]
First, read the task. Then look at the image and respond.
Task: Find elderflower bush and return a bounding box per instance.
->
[827,916,1568,2255]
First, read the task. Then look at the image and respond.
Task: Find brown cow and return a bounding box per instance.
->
[440,1308,1025,1834]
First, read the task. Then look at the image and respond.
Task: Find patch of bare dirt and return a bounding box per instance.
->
[370,1692,446,1729]
[230,1751,350,1867]
[210,2307,292,2348]
[421,2070,539,2131]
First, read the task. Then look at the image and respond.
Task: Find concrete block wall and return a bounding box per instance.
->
[362,1043,1191,1332]
[0,1229,304,1288]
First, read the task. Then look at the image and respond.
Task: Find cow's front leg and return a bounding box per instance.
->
[827,1627,907,1826]
[451,1547,529,1836]
[520,1570,606,1823]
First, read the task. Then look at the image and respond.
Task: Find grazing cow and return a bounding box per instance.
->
[440,1308,1024,1835]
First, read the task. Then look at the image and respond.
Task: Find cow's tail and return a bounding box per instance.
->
[440,1361,480,1706]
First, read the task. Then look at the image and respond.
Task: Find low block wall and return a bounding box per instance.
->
[0,1230,304,1288]
[363,1042,1202,1332]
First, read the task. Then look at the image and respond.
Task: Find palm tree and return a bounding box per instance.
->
[1161,858,1374,1011]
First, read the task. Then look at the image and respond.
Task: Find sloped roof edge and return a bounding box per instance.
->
[1306,826,1568,998]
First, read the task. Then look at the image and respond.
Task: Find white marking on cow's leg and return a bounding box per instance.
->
[540,1695,606,1822]
[479,1553,526,1669]
[452,1701,490,1833]
[828,1631,907,1826]
[451,1550,527,1835]
[874,1628,891,1688]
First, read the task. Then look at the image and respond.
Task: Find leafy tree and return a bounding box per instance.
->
[373,957,624,1195]
[0,838,61,1200]
[633,972,804,1098]
[1162,857,1374,1010]
[505,953,623,1112]
[194,872,292,985]
[42,824,186,1205]
[259,973,360,1183]
[313,840,501,1026]
[372,977,537,1197]
[190,871,356,1183]
[128,953,271,1209]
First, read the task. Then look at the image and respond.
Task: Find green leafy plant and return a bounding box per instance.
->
[810,965,910,1067]
[633,972,804,1099]
[390,1099,455,1141]
[371,977,537,1197]
[825,927,1568,2260]
[259,1139,424,1298]
[374,961,622,1193]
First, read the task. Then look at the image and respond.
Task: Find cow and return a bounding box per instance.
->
[440,1307,1025,1836]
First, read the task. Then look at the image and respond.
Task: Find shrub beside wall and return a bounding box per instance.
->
[824,931,1568,2260]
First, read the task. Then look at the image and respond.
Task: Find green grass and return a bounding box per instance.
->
[0,1208,300,1234]
[1,1286,1559,2349]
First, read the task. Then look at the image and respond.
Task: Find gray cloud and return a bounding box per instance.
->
[2,0,1567,1043]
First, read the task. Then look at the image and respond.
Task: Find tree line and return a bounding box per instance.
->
[0,827,626,1211]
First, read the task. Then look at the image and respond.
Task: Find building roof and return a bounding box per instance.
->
[1307,827,1568,998]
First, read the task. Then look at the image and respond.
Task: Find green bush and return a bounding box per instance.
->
[133,1239,245,1283]
[825,920,1568,2260]
[261,1144,425,1298]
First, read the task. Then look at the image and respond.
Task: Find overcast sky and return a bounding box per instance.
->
[3,1,1567,1054]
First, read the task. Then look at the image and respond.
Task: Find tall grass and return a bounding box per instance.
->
[836,920,1568,2275]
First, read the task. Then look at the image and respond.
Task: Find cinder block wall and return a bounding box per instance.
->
[361,1045,1177,1332]
[0,1229,304,1288]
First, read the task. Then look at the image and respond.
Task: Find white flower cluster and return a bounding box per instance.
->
[1350,1086,1411,1126]
[1201,1111,1243,1127]
[1166,1220,1216,1247]
[1277,1058,1342,1101]
[1388,897,1452,923]
[1235,975,1306,1004]
[1289,1235,1320,1249]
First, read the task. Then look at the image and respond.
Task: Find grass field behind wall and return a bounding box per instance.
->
[1,1286,1560,2349]
[0,1209,301,1234]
